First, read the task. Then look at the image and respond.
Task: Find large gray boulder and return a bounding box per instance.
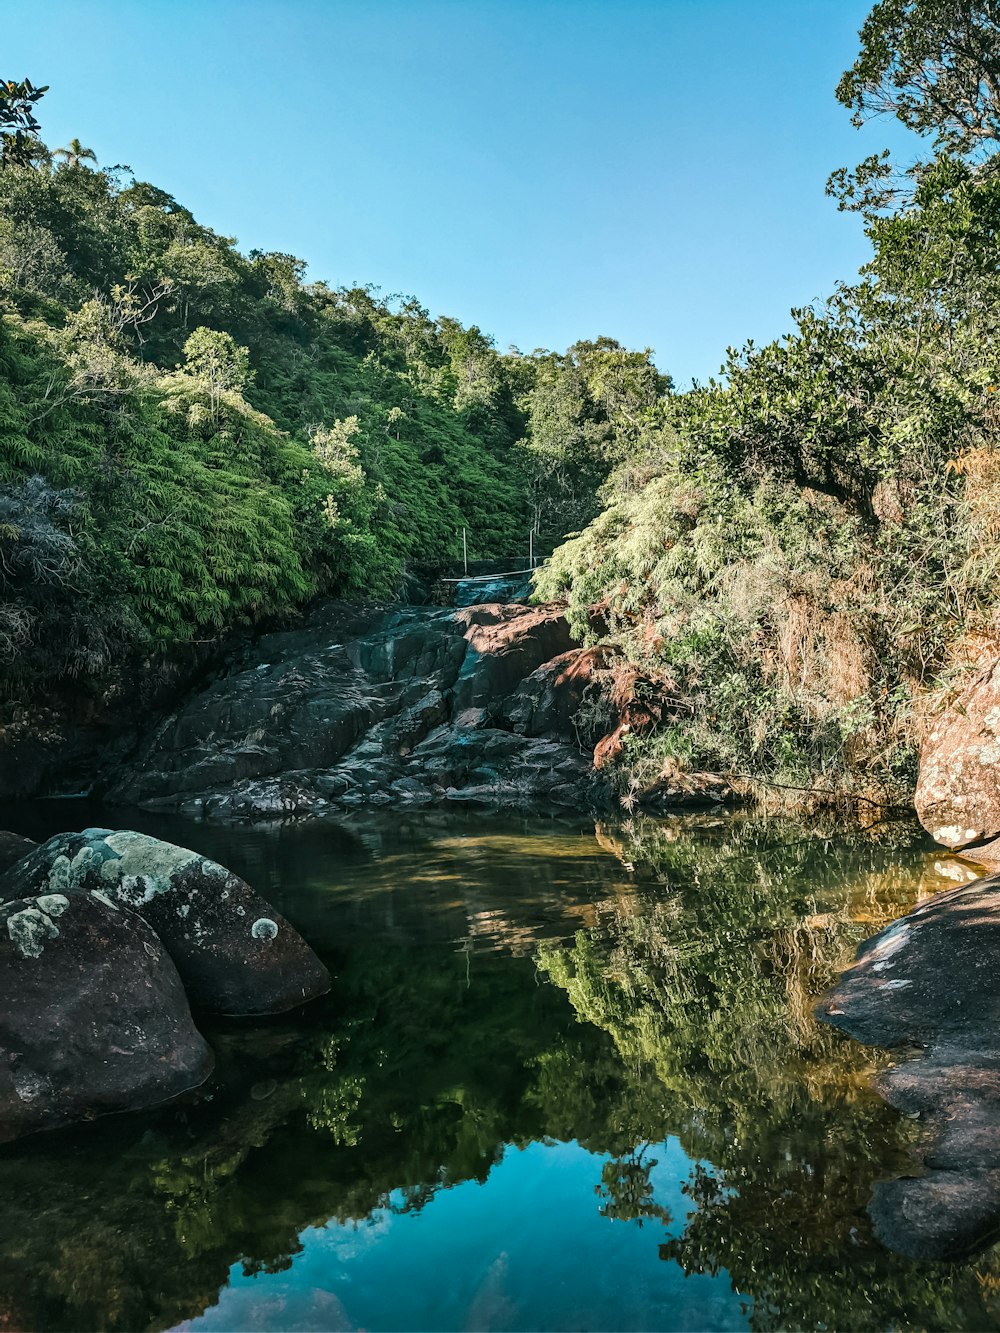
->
[0,890,212,1142]
[820,870,1000,1259]
[0,829,331,1016]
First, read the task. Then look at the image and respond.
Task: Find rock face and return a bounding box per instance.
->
[821,871,1000,1259]
[500,645,607,741]
[0,832,35,874]
[0,829,331,1015]
[103,600,614,819]
[916,660,1000,860]
[0,889,213,1142]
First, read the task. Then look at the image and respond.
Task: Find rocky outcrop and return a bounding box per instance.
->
[0,640,234,803]
[916,660,1000,860]
[0,889,213,1142]
[0,832,34,873]
[0,829,331,1015]
[103,600,614,819]
[500,645,608,741]
[821,870,1000,1259]
[592,664,665,770]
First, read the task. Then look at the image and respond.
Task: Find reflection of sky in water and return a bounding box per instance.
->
[2,804,998,1331]
[182,1140,745,1333]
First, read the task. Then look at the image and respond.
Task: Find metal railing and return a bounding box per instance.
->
[439,528,544,582]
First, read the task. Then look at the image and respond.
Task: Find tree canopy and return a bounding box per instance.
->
[837,0,1000,160]
[0,80,667,706]
[537,0,1000,812]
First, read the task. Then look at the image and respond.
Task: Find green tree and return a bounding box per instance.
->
[837,0,1000,160]
[182,326,253,419]
[0,77,47,168]
[53,137,98,170]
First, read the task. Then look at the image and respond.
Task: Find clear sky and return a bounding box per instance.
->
[6,0,918,386]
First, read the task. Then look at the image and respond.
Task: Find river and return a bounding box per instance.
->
[0,803,996,1331]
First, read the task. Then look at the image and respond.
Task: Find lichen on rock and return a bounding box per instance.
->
[0,889,213,1142]
[6,903,62,959]
[0,829,330,1015]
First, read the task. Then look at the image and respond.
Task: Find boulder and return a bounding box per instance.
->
[0,831,35,874]
[0,829,331,1016]
[869,1168,1000,1262]
[916,659,1000,859]
[0,889,212,1142]
[820,870,1000,1258]
[453,604,575,709]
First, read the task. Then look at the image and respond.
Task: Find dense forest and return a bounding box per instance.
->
[0,79,666,698]
[537,0,1000,809]
[3,0,1000,813]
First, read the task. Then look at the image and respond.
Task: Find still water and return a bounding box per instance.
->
[0,805,997,1332]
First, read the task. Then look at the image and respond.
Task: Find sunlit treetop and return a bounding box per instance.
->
[837,0,1000,162]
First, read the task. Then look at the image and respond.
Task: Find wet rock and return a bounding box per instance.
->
[0,831,35,874]
[0,890,213,1142]
[916,660,1000,860]
[183,777,332,821]
[0,829,331,1015]
[869,1169,1000,1261]
[103,599,613,818]
[820,870,1000,1258]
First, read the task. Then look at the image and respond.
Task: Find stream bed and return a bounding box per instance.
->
[0,804,997,1331]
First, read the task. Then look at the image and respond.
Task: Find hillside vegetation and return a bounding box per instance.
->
[538,0,1000,811]
[0,84,667,705]
[5,0,1000,817]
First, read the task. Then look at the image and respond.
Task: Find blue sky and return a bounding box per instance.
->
[7,0,917,385]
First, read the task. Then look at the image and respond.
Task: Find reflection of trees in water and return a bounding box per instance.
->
[538,816,1000,1330]
[597,1148,672,1228]
[0,814,998,1330]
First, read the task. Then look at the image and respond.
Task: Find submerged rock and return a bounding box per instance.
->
[821,873,1000,1049]
[821,870,1000,1259]
[916,660,1000,861]
[0,829,331,1015]
[0,889,212,1142]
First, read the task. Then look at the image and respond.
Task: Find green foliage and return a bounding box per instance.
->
[519,337,671,547]
[533,0,1000,809]
[836,0,1000,159]
[0,95,666,701]
[0,77,48,168]
[539,150,1000,807]
[828,1,1000,215]
[182,326,252,397]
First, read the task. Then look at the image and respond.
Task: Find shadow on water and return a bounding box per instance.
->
[0,804,998,1331]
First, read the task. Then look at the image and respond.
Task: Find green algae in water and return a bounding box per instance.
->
[0,806,996,1332]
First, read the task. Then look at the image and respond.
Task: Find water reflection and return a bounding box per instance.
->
[0,807,996,1331]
